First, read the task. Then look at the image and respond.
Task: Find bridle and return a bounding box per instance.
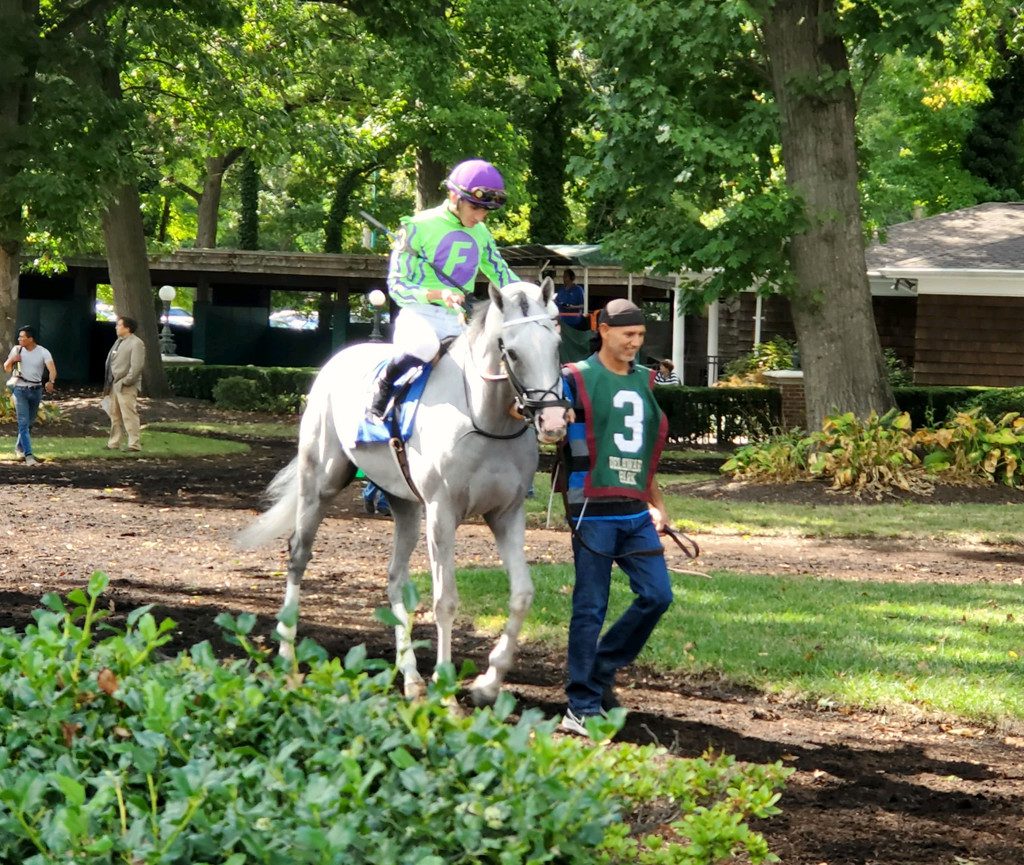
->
[496,313,571,421]
[465,310,570,440]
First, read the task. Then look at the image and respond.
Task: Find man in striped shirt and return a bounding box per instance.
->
[368,159,519,422]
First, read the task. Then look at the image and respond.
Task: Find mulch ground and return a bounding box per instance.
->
[1,390,1022,864]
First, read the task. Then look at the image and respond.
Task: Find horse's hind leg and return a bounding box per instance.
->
[278,437,355,659]
[385,496,426,698]
[470,506,534,707]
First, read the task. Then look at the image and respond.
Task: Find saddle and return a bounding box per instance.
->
[354,337,458,446]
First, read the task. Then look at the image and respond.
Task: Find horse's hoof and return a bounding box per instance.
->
[443,694,466,717]
[468,683,500,708]
[404,678,427,701]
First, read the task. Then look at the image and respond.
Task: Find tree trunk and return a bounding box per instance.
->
[102,183,169,396]
[415,147,446,210]
[238,152,259,250]
[0,242,19,346]
[762,0,893,430]
[0,0,40,343]
[324,168,369,253]
[195,148,246,248]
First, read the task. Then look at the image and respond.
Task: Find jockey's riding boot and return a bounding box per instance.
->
[367,354,421,423]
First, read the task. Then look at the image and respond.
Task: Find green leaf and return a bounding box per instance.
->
[402,581,420,611]
[52,774,86,807]
[278,601,299,629]
[87,571,109,597]
[344,644,367,671]
[389,747,417,769]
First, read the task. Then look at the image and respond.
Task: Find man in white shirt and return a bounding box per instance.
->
[4,326,57,466]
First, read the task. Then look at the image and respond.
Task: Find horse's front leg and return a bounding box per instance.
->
[424,500,460,674]
[387,497,427,699]
[470,505,534,706]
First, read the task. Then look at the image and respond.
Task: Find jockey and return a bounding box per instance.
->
[368,158,520,422]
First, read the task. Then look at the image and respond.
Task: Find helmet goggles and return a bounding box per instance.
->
[451,183,507,209]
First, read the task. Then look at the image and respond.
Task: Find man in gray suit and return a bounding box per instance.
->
[103,316,146,451]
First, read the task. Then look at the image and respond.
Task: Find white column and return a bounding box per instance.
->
[627,273,633,303]
[582,268,590,315]
[706,300,720,384]
[671,278,686,384]
[753,294,763,347]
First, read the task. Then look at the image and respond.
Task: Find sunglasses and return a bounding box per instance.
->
[454,184,507,208]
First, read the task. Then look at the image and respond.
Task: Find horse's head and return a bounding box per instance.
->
[487,280,569,444]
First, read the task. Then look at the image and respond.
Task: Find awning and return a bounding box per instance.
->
[498,242,612,268]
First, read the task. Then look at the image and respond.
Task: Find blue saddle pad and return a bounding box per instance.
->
[354,361,432,445]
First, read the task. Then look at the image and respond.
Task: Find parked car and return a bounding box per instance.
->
[164,307,194,328]
[269,309,318,330]
[95,301,117,322]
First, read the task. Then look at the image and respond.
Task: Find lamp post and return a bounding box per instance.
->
[368,288,386,342]
[158,285,177,356]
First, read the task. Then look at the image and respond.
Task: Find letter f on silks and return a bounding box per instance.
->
[443,241,474,274]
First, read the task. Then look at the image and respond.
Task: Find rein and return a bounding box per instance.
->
[566,507,701,563]
[553,465,701,564]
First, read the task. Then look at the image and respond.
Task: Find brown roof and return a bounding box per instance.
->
[865,202,1024,271]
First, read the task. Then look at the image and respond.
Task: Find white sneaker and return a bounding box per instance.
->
[24,454,39,467]
[559,708,592,737]
[14,446,24,460]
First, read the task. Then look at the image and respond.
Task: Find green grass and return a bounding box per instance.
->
[667,495,1024,544]
[440,565,1024,725]
[3,431,250,460]
[147,420,297,439]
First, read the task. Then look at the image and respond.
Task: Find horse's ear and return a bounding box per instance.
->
[488,283,504,311]
[539,275,555,306]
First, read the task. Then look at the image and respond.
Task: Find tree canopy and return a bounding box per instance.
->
[2,0,1022,417]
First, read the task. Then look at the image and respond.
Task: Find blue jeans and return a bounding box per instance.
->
[12,385,42,456]
[362,481,390,515]
[566,512,673,716]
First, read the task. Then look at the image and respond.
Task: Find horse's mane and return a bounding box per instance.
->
[465,299,491,342]
[466,290,533,343]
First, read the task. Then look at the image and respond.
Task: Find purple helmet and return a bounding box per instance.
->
[445,159,507,210]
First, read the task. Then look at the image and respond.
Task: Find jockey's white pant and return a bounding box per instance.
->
[393,304,464,363]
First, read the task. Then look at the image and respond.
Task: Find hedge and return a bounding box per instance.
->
[167,367,783,444]
[163,367,1010,443]
[655,386,782,444]
[891,387,987,428]
[165,364,317,401]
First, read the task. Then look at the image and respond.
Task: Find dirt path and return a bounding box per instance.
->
[2,395,1023,864]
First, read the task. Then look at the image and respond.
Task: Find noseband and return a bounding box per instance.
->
[496,313,571,423]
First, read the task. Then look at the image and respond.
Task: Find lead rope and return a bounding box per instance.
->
[557,471,703,565]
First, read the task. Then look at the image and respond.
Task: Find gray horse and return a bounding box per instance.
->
[239,281,568,705]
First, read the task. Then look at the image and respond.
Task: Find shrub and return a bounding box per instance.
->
[916,408,1024,487]
[722,336,796,381]
[892,387,982,428]
[963,386,1024,421]
[211,375,265,411]
[0,393,61,424]
[723,409,931,498]
[165,365,316,403]
[723,407,1024,495]
[0,576,790,864]
[883,349,913,388]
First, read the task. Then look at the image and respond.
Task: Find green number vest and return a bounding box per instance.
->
[566,358,667,501]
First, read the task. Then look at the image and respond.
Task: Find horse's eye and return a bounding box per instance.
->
[506,348,519,363]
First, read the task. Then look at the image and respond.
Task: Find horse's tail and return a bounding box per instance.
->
[236,457,300,549]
